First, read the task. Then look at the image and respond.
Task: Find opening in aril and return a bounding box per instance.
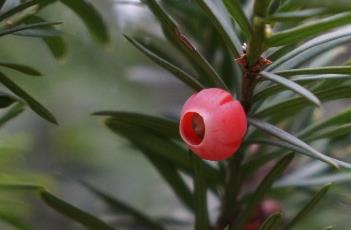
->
[180,112,205,145]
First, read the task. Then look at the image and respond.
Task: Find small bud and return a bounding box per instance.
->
[265,24,273,38]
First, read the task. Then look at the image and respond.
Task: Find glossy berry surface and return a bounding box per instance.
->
[179,88,247,161]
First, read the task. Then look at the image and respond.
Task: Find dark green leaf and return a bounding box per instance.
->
[275,66,351,77]
[259,212,282,230]
[60,0,109,43]
[254,0,274,17]
[267,12,351,47]
[0,62,42,76]
[40,190,114,230]
[104,119,222,187]
[94,111,179,139]
[0,92,16,108]
[82,182,164,230]
[235,153,294,230]
[145,0,228,89]
[191,153,209,230]
[0,21,62,37]
[0,102,24,127]
[248,118,338,167]
[259,71,320,106]
[284,184,331,230]
[0,0,5,10]
[223,0,253,39]
[124,35,204,91]
[99,114,194,210]
[196,0,242,56]
[0,72,57,124]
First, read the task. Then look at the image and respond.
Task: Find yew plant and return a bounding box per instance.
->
[2,0,351,229]
[94,0,351,229]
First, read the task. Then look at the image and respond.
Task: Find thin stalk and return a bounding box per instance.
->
[217,0,270,228]
[191,152,209,230]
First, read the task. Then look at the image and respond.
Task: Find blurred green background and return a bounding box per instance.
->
[1,0,351,229]
[0,1,194,229]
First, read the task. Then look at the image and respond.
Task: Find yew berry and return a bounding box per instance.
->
[179,88,247,161]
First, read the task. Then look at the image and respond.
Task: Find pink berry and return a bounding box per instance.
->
[179,88,247,161]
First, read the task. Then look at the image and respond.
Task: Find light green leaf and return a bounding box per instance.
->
[223,0,253,38]
[0,72,57,124]
[145,0,228,89]
[255,85,351,122]
[248,139,351,170]
[13,27,62,37]
[259,212,282,230]
[191,153,209,230]
[0,62,42,76]
[60,0,109,44]
[276,173,351,187]
[299,106,351,138]
[248,118,338,167]
[259,71,320,106]
[268,9,326,22]
[235,153,294,230]
[275,66,351,77]
[0,21,61,37]
[305,123,351,142]
[267,12,351,47]
[124,35,204,91]
[253,75,351,102]
[267,28,351,71]
[283,184,331,230]
[24,16,67,59]
[196,0,242,56]
[82,182,164,230]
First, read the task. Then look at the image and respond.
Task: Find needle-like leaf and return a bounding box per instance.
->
[235,153,294,230]
[0,72,57,124]
[248,118,338,168]
[267,12,351,46]
[259,71,320,106]
[283,184,331,230]
[196,0,242,56]
[223,0,253,38]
